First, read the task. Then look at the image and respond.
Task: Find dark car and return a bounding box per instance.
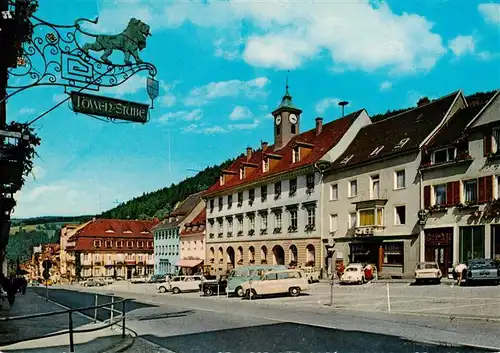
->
[200,278,227,296]
[464,259,500,285]
[148,274,166,283]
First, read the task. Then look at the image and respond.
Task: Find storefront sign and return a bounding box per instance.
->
[70,91,149,123]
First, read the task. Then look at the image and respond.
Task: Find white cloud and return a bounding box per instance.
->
[18,107,35,115]
[228,119,260,131]
[229,106,253,120]
[478,3,500,25]
[315,97,341,114]
[158,109,202,123]
[379,81,393,91]
[182,124,228,134]
[31,166,46,180]
[448,35,476,57]
[160,1,446,74]
[100,74,147,97]
[184,77,270,106]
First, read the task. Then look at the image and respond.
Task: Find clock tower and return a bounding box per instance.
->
[272,78,302,149]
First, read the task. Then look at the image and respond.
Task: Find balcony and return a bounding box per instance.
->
[354,225,385,236]
[125,259,136,265]
[351,188,389,210]
[81,260,92,266]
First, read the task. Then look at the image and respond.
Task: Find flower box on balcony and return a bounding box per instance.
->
[288,226,297,233]
[227,232,233,238]
[273,227,281,234]
[237,230,243,236]
[261,259,268,264]
[137,261,144,266]
[237,201,243,207]
[218,233,223,238]
[209,233,215,239]
[274,194,281,200]
[94,261,101,266]
[289,190,296,197]
[305,224,315,232]
[261,197,267,202]
[306,187,314,195]
[260,229,267,235]
[427,204,448,214]
[456,201,479,211]
[248,229,255,236]
[248,199,254,206]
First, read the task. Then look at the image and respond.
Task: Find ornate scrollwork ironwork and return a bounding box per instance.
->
[6,16,157,97]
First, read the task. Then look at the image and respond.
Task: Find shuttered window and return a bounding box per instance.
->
[424,185,431,208]
[478,176,494,203]
[446,181,460,206]
[484,135,492,156]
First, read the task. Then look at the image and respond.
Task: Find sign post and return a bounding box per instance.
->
[42,259,52,302]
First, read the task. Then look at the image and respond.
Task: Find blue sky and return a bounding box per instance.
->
[7,0,500,218]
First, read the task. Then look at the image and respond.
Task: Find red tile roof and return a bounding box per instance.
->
[69,219,158,241]
[329,91,460,171]
[204,110,363,196]
[66,237,154,252]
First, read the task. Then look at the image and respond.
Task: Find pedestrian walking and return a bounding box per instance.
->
[21,277,27,295]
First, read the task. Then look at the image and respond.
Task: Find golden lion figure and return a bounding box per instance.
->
[81,18,151,65]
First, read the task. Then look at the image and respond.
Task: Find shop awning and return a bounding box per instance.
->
[176,259,203,268]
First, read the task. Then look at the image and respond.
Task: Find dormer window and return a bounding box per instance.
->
[431,147,456,164]
[240,167,245,179]
[370,145,384,156]
[105,229,115,233]
[340,154,354,165]
[93,240,101,248]
[123,229,132,234]
[263,158,269,172]
[394,138,410,150]
[292,146,300,163]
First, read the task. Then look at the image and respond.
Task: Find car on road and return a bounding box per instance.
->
[82,279,103,287]
[227,265,287,297]
[200,277,227,296]
[301,267,320,284]
[464,259,500,285]
[156,275,204,294]
[130,276,148,284]
[242,269,309,299]
[414,262,442,284]
[340,264,365,285]
[148,274,166,283]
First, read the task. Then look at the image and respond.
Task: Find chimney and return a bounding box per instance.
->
[315,117,323,136]
[246,147,253,160]
[417,97,430,107]
[261,141,268,152]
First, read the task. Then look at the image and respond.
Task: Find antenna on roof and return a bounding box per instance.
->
[338,101,349,117]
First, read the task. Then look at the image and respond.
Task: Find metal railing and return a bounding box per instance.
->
[0,295,128,352]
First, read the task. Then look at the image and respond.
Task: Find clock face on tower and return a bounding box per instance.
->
[289,113,298,124]
[275,115,282,125]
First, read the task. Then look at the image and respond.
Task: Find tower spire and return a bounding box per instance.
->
[284,70,290,97]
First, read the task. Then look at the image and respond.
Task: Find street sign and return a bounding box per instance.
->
[70,91,149,123]
[42,259,52,270]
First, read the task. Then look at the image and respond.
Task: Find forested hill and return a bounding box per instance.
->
[101,158,235,220]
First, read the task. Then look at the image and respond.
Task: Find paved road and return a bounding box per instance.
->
[40,287,499,353]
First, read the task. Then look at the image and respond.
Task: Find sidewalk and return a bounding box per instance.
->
[0,290,133,353]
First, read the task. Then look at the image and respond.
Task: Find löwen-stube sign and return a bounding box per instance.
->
[70,91,149,123]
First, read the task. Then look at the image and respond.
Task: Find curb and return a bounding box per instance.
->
[100,334,135,353]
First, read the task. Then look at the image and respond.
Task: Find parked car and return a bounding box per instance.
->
[464,259,500,285]
[301,267,320,284]
[242,269,309,299]
[340,264,365,285]
[200,277,227,296]
[148,274,166,283]
[414,262,442,284]
[156,275,204,294]
[95,278,109,286]
[83,279,102,287]
[130,276,148,284]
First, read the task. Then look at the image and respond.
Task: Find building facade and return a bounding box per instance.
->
[26,243,60,282]
[179,207,206,274]
[321,91,467,278]
[65,219,157,279]
[204,85,371,275]
[421,90,500,274]
[60,222,90,281]
[153,192,204,275]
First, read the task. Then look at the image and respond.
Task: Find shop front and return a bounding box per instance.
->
[424,227,453,276]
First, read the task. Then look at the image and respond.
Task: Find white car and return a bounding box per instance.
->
[241,269,310,299]
[156,275,204,294]
[414,262,442,284]
[340,264,365,285]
